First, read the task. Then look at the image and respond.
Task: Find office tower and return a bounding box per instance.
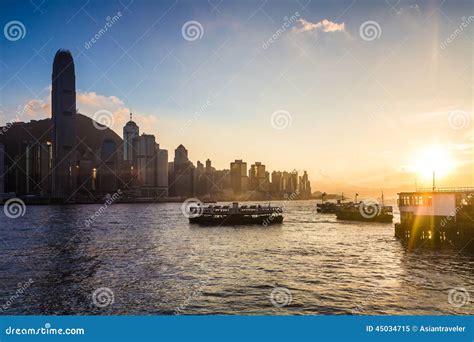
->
[290,170,299,193]
[25,142,51,195]
[155,144,169,196]
[99,139,118,192]
[249,162,267,192]
[271,171,283,193]
[133,134,156,188]
[77,149,94,192]
[51,49,76,198]
[230,159,248,194]
[299,170,312,198]
[170,144,195,197]
[123,113,139,161]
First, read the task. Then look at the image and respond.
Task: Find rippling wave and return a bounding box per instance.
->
[0,201,472,315]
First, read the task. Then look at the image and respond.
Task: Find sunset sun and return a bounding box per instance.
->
[411,146,455,181]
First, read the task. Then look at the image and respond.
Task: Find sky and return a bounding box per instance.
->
[0,0,472,196]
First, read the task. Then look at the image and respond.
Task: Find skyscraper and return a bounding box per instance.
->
[249,162,267,192]
[169,144,195,197]
[123,113,139,161]
[230,159,248,194]
[51,49,76,198]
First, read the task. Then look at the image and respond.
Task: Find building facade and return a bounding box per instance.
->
[51,49,77,198]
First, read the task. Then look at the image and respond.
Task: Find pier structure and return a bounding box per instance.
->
[395,187,474,249]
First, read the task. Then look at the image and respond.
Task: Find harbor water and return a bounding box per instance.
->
[0,200,472,315]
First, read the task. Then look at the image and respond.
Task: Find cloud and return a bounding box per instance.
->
[15,91,159,138]
[396,4,421,16]
[293,18,345,34]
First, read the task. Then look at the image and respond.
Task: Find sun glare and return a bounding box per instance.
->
[411,146,455,181]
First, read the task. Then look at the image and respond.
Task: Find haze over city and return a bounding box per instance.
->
[1,0,472,196]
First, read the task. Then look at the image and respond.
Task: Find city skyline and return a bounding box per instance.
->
[0,0,472,196]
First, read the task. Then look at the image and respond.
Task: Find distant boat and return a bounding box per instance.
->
[335,193,393,223]
[316,192,345,213]
[316,201,341,213]
[188,202,283,226]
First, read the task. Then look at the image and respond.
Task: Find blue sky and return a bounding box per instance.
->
[0,0,472,194]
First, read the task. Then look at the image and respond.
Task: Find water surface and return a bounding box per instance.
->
[0,200,472,315]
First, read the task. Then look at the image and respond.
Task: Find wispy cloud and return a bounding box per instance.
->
[16,91,159,137]
[293,18,345,34]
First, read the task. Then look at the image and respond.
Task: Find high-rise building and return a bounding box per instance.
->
[133,134,156,188]
[249,162,267,192]
[230,159,248,194]
[271,171,282,193]
[155,144,168,196]
[51,49,77,198]
[169,144,195,197]
[123,113,139,161]
[299,170,312,198]
[25,142,51,195]
[99,139,119,193]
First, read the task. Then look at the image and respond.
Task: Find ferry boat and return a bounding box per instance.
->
[336,201,393,223]
[316,193,345,213]
[335,193,393,223]
[395,187,474,249]
[316,201,342,213]
[188,202,283,226]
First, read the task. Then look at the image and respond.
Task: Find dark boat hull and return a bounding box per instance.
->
[336,211,393,223]
[189,214,283,226]
[317,208,338,213]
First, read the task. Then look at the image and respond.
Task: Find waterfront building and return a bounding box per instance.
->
[395,188,474,248]
[98,139,119,193]
[230,159,248,194]
[51,49,77,198]
[133,134,157,189]
[271,171,282,193]
[155,144,169,197]
[249,162,268,192]
[169,144,195,197]
[25,142,51,195]
[205,159,214,174]
[77,148,95,192]
[299,171,312,198]
[123,113,139,161]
